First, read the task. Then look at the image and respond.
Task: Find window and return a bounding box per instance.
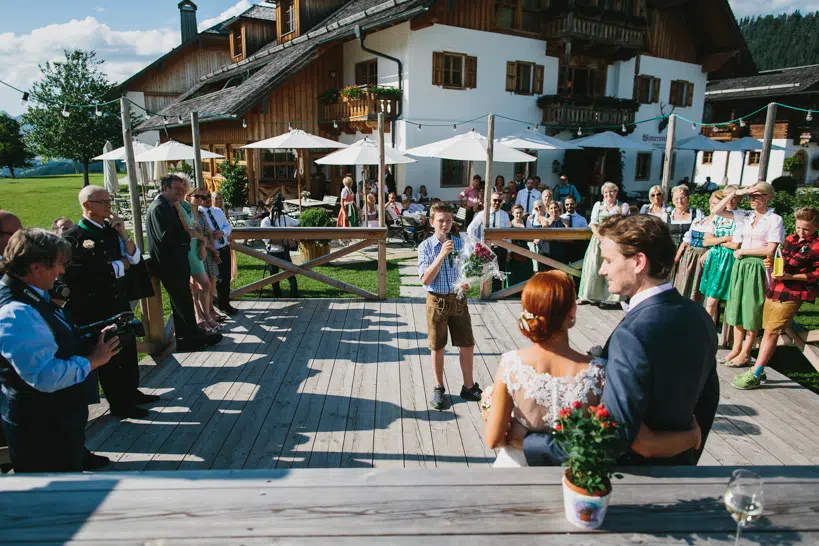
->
[202,160,211,174]
[558,66,606,97]
[261,150,296,181]
[633,75,660,104]
[506,61,544,95]
[441,159,467,188]
[355,59,378,87]
[213,146,227,175]
[495,0,542,34]
[748,151,761,166]
[669,80,694,107]
[282,0,296,36]
[432,52,477,89]
[232,146,247,164]
[231,29,243,60]
[701,151,714,165]
[635,152,652,181]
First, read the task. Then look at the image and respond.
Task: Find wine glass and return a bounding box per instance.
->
[723,469,764,545]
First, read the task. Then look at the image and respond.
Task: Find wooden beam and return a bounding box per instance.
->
[480,114,495,301]
[758,102,778,182]
[492,240,582,278]
[377,112,387,300]
[489,280,528,300]
[230,227,387,241]
[785,325,819,374]
[661,113,676,201]
[484,228,592,242]
[191,111,204,189]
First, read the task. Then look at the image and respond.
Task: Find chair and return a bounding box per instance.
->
[322,195,340,220]
[453,207,468,231]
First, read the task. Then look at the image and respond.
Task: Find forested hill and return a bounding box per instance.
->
[739,11,819,71]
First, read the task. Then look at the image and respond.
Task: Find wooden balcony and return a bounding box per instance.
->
[539,97,638,129]
[544,12,645,53]
[319,96,399,134]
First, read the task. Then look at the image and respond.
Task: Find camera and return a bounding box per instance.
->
[77,312,145,346]
[49,280,71,303]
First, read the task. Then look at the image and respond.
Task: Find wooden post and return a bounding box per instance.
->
[297,150,303,213]
[739,151,748,187]
[377,112,387,300]
[722,150,731,185]
[191,111,203,189]
[480,114,495,300]
[661,113,676,201]
[758,102,778,182]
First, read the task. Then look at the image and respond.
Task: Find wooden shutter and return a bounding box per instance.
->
[652,77,661,103]
[533,64,544,94]
[465,56,478,89]
[506,61,517,92]
[432,52,444,86]
[685,82,694,107]
[633,75,642,101]
[669,80,679,106]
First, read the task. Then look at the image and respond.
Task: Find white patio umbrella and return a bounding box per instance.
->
[573,131,654,151]
[93,141,155,161]
[675,135,731,184]
[101,141,119,197]
[496,129,583,151]
[134,140,224,162]
[405,129,537,162]
[723,137,789,186]
[242,129,348,210]
[315,137,416,166]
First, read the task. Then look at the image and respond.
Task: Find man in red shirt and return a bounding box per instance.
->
[733,207,819,390]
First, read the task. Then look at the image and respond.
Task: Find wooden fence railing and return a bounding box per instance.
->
[229,227,388,300]
[482,227,592,300]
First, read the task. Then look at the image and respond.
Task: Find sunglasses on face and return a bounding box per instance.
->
[87,199,112,205]
[749,193,766,199]
[650,193,662,197]
[491,199,502,203]
[192,194,208,199]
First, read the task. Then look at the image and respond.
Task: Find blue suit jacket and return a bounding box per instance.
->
[523,288,720,466]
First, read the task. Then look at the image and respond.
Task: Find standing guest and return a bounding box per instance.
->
[260,196,300,298]
[508,204,533,287]
[364,193,379,227]
[0,229,120,473]
[547,201,572,265]
[467,192,510,292]
[561,196,588,228]
[385,166,396,196]
[515,177,542,215]
[62,185,158,420]
[700,187,740,325]
[146,175,222,352]
[671,194,715,303]
[181,188,220,332]
[460,175,482,224]
[733,207,819,390]
[553,175,581,204]
[0,211,22,258]
[711,183,784,367]
[500,189,515,213]
[415,185,431,206]
[200,191,238,316]
[540,188,554,213]
[505,179,519,202]
[418,203,482,410]
[51,217,74,236]
[493,175,505,195]
[514,172,525,191]
[336,176,360,228]
[577,181,630,305]
[529,199,551,270]
[666,185,703,250]
[208,192,230,322]
[640,185,670,221]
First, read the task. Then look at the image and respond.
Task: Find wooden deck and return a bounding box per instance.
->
[85,299,819,470]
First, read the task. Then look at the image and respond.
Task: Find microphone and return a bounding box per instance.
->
[446,232,454,268]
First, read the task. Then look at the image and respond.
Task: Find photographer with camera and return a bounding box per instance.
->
[260,195,299,298]
[0,229,121,473]
[62,186,159,420]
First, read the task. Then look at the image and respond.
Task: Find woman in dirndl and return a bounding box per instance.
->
[508,204,534,287]
[577,182,630,306]
[671,194,717,303]
[336,176,361,228]
[640,185,670,221]
[699,186,740,324]
[711,182,784,367]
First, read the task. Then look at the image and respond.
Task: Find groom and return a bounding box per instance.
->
[524,214,719,466]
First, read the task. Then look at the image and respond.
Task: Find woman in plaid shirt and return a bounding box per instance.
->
[733,207,819,390]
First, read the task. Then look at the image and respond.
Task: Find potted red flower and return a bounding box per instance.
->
[553,402,624,529]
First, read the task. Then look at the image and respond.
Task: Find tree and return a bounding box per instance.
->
[22,50,137,187]
[0,113,34,178]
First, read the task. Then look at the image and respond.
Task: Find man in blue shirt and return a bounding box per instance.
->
[0,229,120,473]
[418,203,482,410]
[553,175,582,204]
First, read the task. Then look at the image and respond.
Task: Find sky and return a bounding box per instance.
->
[0,0,815,117]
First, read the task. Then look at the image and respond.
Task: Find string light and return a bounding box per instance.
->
[380,100,385,112]
[332,120,338,129]
[177,115,184,124]
[61,105,70,118]
[242,118,247,128]
[20,92,29,107]
[453,124,457,131]
[387,102,391,114]
[577,127,582,136]
[692,122,697,131]
[621,123,627,133]
[288,123,293,131]
[94,104,102,117]
[807,110,814,122]
[417,124,422,131]
[739,118,746,128]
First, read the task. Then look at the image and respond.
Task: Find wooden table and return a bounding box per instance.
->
[1,467,816,544]
[285,197,327,209]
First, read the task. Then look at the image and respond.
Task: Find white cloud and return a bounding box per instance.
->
[728,0,819,17]
[95,7,105,13]
[199,0,255,31]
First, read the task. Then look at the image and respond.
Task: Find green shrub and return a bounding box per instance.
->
[783,155,804,173]
[217,159,248,209]
[169,161,194,178]
[369,86,402,100]
[298,207,333,246]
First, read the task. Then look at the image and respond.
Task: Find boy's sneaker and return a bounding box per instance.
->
[460,383,483,401]
[732,370,765,390]
[431,385,446,410]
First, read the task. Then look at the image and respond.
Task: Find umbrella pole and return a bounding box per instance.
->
[739,151,747,186]
[297,150,303,213]
[723,151,731,185]
[691,151,698,185]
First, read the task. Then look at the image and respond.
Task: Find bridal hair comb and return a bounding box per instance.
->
[519,310,536,332]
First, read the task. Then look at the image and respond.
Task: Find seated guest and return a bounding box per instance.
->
[386,192,403,224]
[51,217,74,236]
[500,189,515,213]
[402,186,415,203]
[403,199,425,215]
[0,229,120,473]
[415,185,431,205]
[505,180,518,202]
[251,200,268,225]
[513,172,525,191]
[493,175,505,195]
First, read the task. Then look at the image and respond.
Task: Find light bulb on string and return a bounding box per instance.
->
[739,118,746,128]
[20,92,29,107]
[288,123,293,131]
[178,116,184,124]
[242,118,247,128]
[95,104,102,117]
[692,122,697,131]
[61,105,70,118]
[387,102,391,113]
[333,120,338,129]
[417,124,422,131]
[576,127,582,136]
[453,124,457,131]
[535,124,539,131]
[621,123,627,133]
[807,110,814,122]
[380,100,385,112]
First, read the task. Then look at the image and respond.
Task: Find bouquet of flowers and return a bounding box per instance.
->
[453,234,504,298]
[300,190,311,200]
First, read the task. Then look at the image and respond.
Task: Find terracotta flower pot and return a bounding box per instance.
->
[562,472,612,529]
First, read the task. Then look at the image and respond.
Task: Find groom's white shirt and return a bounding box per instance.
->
[624,283,673,314]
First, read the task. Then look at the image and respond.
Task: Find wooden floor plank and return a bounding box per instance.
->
[373,300,404,467]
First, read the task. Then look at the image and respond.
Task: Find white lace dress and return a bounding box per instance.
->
[493,351,606,468]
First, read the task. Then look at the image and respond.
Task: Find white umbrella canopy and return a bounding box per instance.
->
[101,141,119,196]
[93,141,155,161]
[723,136,789,152]
[315,137,416,166]
[675,135,731,152]
[135,140,224,162]
[241,129,348,150]
[573,131,654,151]
[405,129,536,162]
[496,129,582,150]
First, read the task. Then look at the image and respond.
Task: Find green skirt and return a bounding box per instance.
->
[725,257,767,330]
[699,245,735,301]
[577,236,621,303]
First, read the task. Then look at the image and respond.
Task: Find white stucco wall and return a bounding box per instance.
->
[127,91,160,146]
[694,140,819,187]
